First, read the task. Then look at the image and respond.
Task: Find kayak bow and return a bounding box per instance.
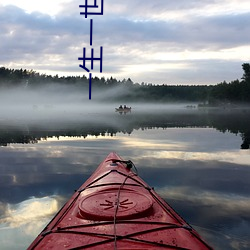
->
[28,152,213,249]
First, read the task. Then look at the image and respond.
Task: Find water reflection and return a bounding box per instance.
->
[0,196,59,228]
[0,107,250,149]
[0,108,250,249]
[0,196,62,250]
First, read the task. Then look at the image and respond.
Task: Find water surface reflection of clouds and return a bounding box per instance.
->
[0,197,60,250]
[42,128,250,166]
[0,127,250,249]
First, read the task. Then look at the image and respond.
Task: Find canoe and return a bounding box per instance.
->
[28,152,213,249]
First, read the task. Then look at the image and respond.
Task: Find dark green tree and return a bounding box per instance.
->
[242,63,250,82]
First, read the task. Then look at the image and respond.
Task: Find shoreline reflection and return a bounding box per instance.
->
[0,107,250,149]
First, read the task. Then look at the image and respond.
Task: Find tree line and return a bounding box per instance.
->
[0,63,249,104]
[208,63,250,105]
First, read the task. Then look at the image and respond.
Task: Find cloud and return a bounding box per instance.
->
[0,1,250,84]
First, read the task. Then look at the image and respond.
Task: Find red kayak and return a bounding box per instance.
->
[28,152,213,249]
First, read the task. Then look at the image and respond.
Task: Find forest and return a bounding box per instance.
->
[0,63,250,104]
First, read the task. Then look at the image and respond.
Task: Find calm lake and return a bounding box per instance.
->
[0,104,250,249]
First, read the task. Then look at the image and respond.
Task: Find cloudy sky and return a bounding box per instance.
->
[0,0,250,85]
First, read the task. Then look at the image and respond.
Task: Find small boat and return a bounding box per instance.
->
[28,152,213,249]
[115,107,132,113]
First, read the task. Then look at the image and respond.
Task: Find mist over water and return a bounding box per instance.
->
[1,84,250,150]
[0,84,197,124]
[0,85,110,121]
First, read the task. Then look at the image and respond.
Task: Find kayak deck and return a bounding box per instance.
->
[28,152,213,249]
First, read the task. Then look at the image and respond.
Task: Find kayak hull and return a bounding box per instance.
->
[28,152,213,249]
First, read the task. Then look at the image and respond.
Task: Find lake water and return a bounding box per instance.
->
[0,104,250,249]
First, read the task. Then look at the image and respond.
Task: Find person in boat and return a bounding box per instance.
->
[119,105,123,109]
[124,105,127,109]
